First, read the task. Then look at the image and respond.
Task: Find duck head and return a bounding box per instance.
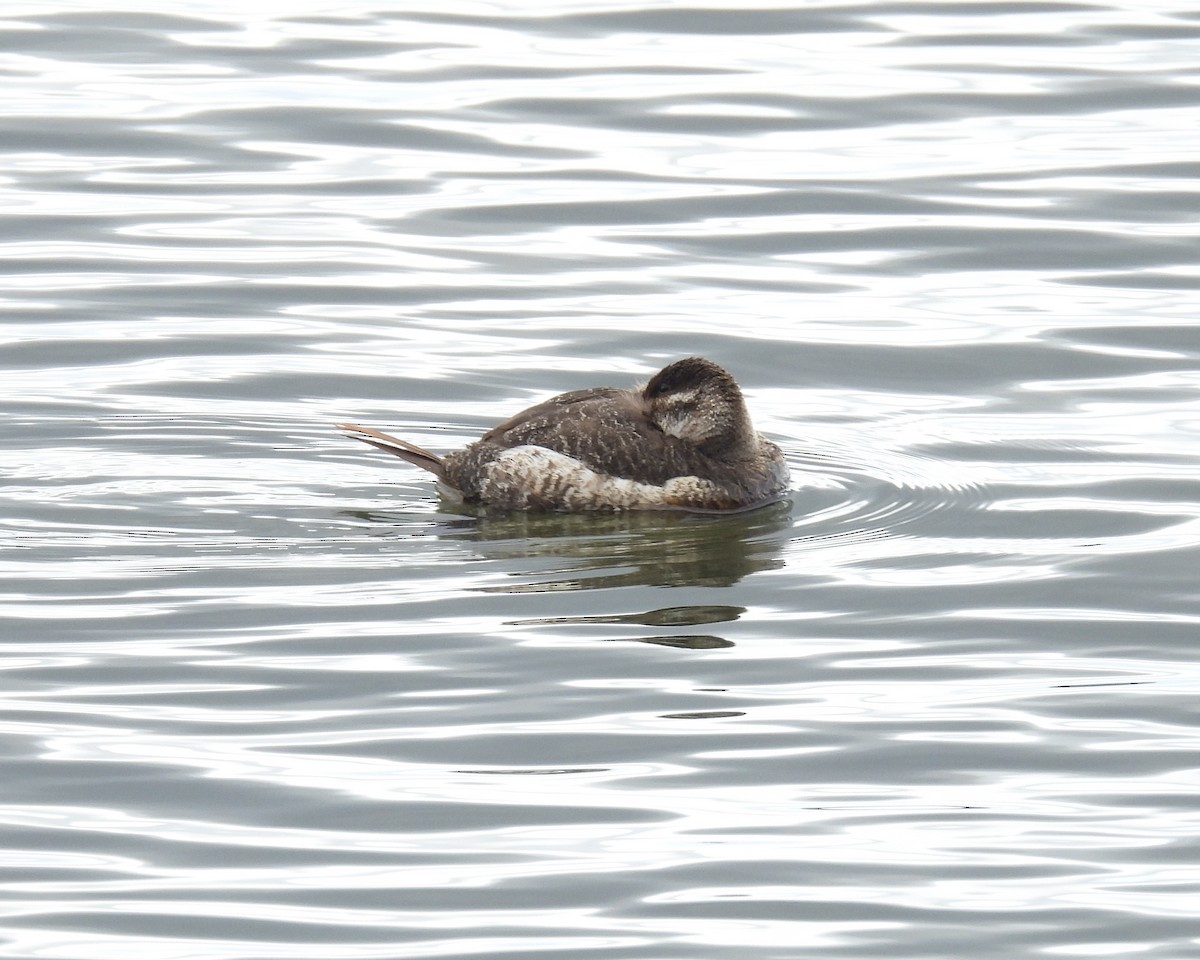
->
[643,357,755,457]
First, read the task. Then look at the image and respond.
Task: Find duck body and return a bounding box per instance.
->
[339,357,789,513]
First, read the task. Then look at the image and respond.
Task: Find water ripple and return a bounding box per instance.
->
[3,2,1200,959]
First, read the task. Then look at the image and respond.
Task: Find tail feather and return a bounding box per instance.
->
[337,423,446,480]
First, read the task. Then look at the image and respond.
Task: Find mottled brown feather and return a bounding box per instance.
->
[339,359,789,512]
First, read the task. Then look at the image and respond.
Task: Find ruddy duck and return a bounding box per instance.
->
[338,357,789,512]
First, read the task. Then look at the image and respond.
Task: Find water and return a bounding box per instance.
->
[3,2,1199,958]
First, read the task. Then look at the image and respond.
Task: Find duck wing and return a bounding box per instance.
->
[462,387,698,486]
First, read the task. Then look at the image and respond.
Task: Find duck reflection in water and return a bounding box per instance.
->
[345,499,794,591]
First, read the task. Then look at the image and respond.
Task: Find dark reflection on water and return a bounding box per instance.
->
[512,604,746,627]
[472,504,792,591]
[627,634,735,650]
[344,498,793,589]
[513,605,744,649]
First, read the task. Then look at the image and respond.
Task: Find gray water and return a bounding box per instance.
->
[3,2,1199,958]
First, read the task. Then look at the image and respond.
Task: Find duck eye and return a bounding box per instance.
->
[646,376,670,398]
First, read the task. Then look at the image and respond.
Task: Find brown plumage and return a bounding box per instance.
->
[338,357,789,512]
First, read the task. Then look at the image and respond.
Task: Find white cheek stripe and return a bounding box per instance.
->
[657,410,705,442]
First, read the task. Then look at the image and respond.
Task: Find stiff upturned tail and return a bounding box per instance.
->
[337,423,446,480]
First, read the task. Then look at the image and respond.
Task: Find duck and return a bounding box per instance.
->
[338,357,789,512]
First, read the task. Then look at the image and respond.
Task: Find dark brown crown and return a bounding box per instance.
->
[643,357,739,401]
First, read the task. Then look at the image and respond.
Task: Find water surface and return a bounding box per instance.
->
[2,2,1199,959]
